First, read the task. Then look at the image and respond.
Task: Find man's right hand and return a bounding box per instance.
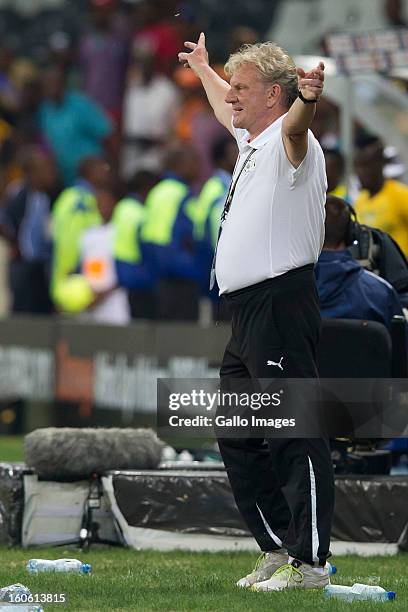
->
[178,32,233,134]
[178,32,209,78]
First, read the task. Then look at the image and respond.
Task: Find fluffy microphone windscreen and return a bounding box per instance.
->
[25,428,164,480]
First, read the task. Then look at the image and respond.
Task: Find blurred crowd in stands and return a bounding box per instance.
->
[0,0,408,327]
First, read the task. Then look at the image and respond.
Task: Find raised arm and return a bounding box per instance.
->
[282,61,325,168]
[178,32,233,134]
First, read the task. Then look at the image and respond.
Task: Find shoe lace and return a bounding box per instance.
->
[271,563,304,586]
[254,552,268,571]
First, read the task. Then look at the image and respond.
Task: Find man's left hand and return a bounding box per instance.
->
[297,61,325,101]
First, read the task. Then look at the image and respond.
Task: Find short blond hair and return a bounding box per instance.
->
[224,42,298,108]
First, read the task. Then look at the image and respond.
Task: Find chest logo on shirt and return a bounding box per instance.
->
[244,157,256,173]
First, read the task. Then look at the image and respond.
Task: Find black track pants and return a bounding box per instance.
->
[217,265,335,566]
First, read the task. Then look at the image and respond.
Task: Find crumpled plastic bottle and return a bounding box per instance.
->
[0,582,43,611]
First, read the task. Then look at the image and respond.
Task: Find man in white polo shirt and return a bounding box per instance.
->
[179,35,334,592]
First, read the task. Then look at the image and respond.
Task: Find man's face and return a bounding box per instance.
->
[29,154,58,193]
[324,153,344,192]
[225,64,273,134]
[43,68,65,102]
[354,145,384,191]
[37,157,58,192]
[88,161,113,190]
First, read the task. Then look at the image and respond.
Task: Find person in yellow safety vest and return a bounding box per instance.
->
[140,143,201,321]
[113,169,160,319]
[54,187,129,323]
[53,169,159,319]
[195,136,238,299]
[50,156,112,304]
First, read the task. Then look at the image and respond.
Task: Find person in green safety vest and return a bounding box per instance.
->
[113,169,160,319]
[54,187,129,323]
[50,155,113,305]
[140,143,201,320]
[195,136,238,301]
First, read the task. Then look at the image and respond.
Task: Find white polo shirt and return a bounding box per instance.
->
[214,114,327,294]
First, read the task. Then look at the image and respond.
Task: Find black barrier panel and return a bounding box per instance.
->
[333,475,408,543]
[112,470,249,537]
[111,470,408,545]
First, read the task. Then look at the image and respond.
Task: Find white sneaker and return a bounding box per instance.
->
[236,549,287,588]
[252,561,330,592]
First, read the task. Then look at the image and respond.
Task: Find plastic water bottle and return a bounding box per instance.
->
[177,450,194,462]
[0,583,32,602]
[27,558,92,574]
[0,583,43,611]
[326,562,337,575]
[161,445,177,462]
[324,583,396,601]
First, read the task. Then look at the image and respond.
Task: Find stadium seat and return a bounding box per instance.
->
[318,315,407,377]
[390,315,408,377]
[317,317,407,473]
[318,317,393,378]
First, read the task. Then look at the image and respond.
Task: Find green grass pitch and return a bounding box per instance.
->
[0,436,407,610]
[0,435,24,462]
[0,548,407,610]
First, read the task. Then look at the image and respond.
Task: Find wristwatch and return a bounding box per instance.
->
[298,90,319,104]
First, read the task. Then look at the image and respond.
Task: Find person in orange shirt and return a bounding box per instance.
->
[354,138,408,256]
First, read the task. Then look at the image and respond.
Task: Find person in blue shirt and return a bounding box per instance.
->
[114,169,160,319]
[38,65,112,186]
[315,195,404,330]
[0,147,59,314]
[140,144,201,320]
